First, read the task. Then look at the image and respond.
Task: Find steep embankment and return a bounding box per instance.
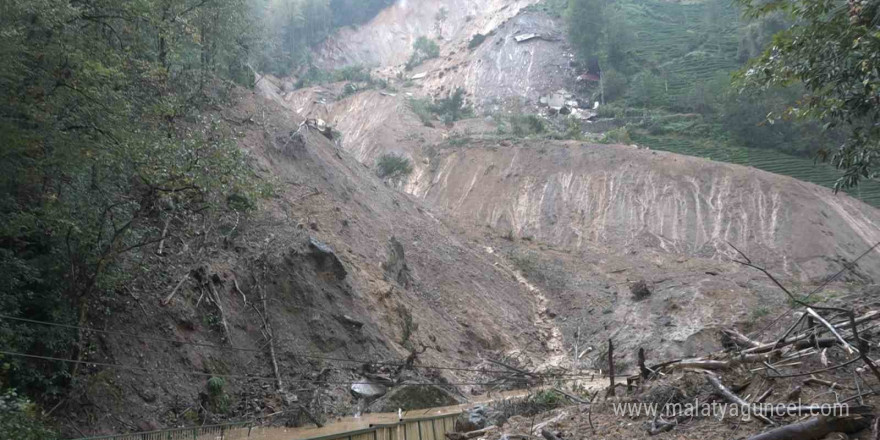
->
[297,0,880,282]
[272,0,880,379]
[64,90,561,436]
[409,140,880,281]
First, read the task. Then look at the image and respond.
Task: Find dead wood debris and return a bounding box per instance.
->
[503,245,880,440]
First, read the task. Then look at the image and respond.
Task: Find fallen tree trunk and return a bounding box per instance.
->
[744,311,880,354]
[447,426,497,440]
[806,308,857,354]
[746,416,871,440]
[723,329,763,349]
[706,374,775,425]
[540,429,562,440]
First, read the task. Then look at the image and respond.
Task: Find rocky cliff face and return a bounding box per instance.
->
[315,0,541,68]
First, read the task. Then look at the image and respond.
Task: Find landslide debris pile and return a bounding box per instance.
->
[447,274,880,440]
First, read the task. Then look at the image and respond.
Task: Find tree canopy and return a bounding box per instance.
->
[737,0,880,189]
[0,0,269,410]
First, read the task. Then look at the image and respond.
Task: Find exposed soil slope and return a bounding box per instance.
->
[315,0,542,69]
[408,140,880,281]
[62,90,558,436]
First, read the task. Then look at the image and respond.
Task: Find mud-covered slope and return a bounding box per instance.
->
[273,75,880,282]
[409,140,880,281]
[65,91,557,436]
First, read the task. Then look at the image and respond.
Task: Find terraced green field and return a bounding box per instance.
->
[631,133,880,207]
[614,0,880,208]
[623,0,742,104]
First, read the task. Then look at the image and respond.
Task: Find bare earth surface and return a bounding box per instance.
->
[65,0,880,438]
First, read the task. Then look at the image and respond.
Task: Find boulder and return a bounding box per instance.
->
[351,380,388,400]
[308,237,347,280]
[547,93,566,110]
[369,384,463,412]
[630,280,651,300]
[455,405,500,432]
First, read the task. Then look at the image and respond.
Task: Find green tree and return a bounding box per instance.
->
[376,154,414,183]
[737,0,880,188]
[406,37,440,70]
[566,0,608,67]
[0,0,267,402]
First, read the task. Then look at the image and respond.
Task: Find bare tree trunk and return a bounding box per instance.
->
[746,416,870,440]
[638,348,650,379]
[208,282,231,343]
[607,339,616,397]
[259,284,284,397]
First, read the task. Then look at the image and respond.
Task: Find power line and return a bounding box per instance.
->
[803,241,880,301]
[0,314,591,378]
[0,351,599,387]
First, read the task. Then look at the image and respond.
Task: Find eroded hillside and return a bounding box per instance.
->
[29,0,880,437]
[57,89,568,436]
[265,0,880,394]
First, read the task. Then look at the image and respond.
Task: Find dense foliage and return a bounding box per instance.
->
[736,0,880,188]
[0,390,56,440]
[0,0,275,415]
[563,0,879,193]
[0,0,398,410]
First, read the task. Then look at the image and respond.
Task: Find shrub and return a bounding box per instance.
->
[406,37,440,70]
[532,389,564,407]
[509,114,546,137]
[409,98,437,127]
[407,88,472,126]
[468,33,488,49]
[376,154,414,182]
[600,126,633,144]
[206,377,229,414]
[602,68,629,102]
[630,280,652,300]
[433,88,473,124]
[0,390,57,440]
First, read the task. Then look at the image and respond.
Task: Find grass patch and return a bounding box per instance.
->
[751,306,770,320]
[407,88,473,127]
[376,153,414,182]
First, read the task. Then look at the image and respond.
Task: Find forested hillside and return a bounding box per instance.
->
[552,0,880,204]
[0,0,391,436]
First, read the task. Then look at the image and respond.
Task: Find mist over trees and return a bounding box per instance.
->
[255,0,394,75]
[563,0,876,187]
